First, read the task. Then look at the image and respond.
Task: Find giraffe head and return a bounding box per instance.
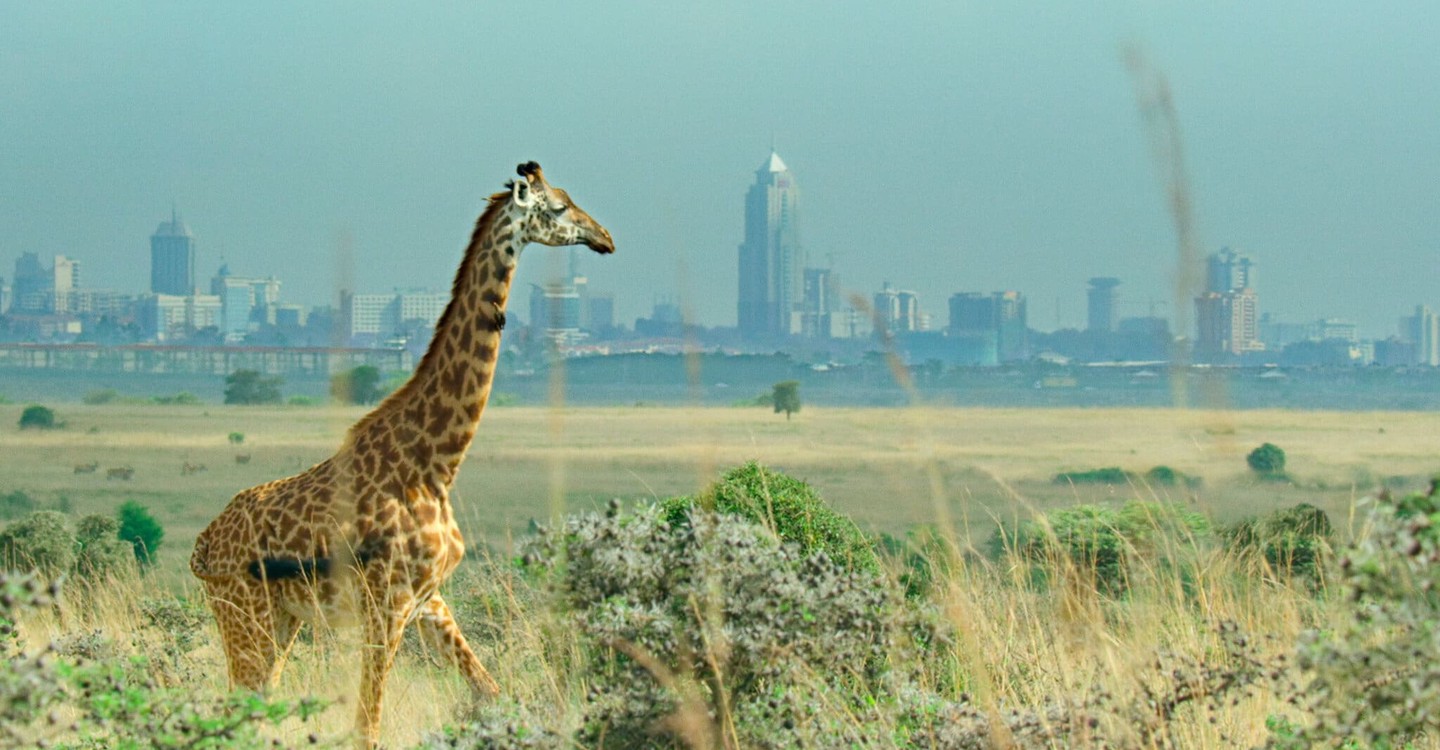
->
[506,161,614,256]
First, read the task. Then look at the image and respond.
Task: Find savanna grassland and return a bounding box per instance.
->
[1,401,1439,747]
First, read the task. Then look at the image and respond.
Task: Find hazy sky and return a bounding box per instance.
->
[3,2,1436,337]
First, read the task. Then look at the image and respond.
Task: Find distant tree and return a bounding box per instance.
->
[1247,442,1287,478]
[330,365,384,405]
[224,369,283,405]
[228,431,245,445]
[772,380,801,421]
[116,501,164,566]
[18,405,57,430]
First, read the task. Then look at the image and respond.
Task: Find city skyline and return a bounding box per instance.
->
[2,4,1437,337]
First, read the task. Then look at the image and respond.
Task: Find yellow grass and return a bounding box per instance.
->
[1,402,1436,746]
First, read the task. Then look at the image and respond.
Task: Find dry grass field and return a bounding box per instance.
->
[1,402,1435,579]
[1,402,1437,747]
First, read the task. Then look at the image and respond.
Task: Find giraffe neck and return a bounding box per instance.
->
[353,199,525,491]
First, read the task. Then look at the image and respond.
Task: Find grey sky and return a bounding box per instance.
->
[3,2,1436,337]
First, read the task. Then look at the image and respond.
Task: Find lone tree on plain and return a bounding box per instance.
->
[1247,442,1287,479]
[223,369,283,405]
[331,365,384,405]
[772,380,801,421]
[117,500,164,566]
[18,405,57,430]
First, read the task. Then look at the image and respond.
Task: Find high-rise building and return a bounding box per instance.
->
[1087,277,1120,333]
[11,252,49,312]
[1206,247,1256,294]
[151,210,196,296]
[1195,288,1262,357]
[874,282,920,334]
[949,291,1029,362]
[1406,305,1439,366]
[738,150,803,339]
[802,267,843,338]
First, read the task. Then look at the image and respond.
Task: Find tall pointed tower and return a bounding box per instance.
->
[738,150,803,340]
[151,209,196,296]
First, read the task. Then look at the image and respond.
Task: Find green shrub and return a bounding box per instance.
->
[330,364,384,404]
[223,369,282,405]
[228,431,245,445]
[0,491,36,521]
[0,511,76,577]
[1223,503,1332,583]
[117,501,164,566]
[519,502,900,748]
[82,388,120,405]
[152,391,200,405]
[1144,465,1202,488]
[17,405,57,430]
[992,501,1211,594]
[1053,466,1134,485]
[660,462,879,574]
[1247,442,1287,479]
[73,515,134,578]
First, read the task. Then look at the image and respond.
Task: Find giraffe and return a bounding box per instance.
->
[190,162,614,747]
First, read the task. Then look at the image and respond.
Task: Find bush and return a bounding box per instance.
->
[1053,466,1133,485]
[117,501,164,566]
[330,364,385,404]
[1223,503,1332,583]
[992,501,1211,594]
[660,462,879,574]
[519,501,899,748]
[152,392,200,405]
[771,380,801,419]
[1278,478,1440,745]
[1144,464,1202,488]
[0,491,36,521]
[73,515,134,578]
[82,388,120,405]
[228,431,245,445]
[1247,442,1287,478]
[223,369,283,405]
[0,511,75,577]
[17,405,57,430]
[0,574,336,748]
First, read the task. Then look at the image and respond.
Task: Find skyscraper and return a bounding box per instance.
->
[151,210,195,296]
[1196,248,1262,359]
[1087,277,1120,333]
[738,150,803,340]
[1407,305,1439,366]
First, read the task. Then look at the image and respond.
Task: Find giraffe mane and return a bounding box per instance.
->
[350,190,513,434]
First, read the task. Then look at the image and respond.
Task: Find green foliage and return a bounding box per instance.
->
[0,574,336,749]
[223,369,283,405]
[771,379,801,419]
[83,388,120,405]
[1053,466,1133,485]
[0,490,36,521]
[1144,464,1202,488]
[1280,478,1440,745]
[992,501,1211,594]
[0,511,75,577]
[518,502,901,748]
[330,364,385,404]
[152,391,201,405]
[880,524,962,599]
[287,395,320,406]
[1247,442,1287,478]
[18,405,57,430]
[73,515,134,578]
[660,462,879,574]
[227,431,245,445]
[117,501,164,566]
[1223,502,1332,583]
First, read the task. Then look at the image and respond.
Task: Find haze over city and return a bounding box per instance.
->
[2,2,1437,337]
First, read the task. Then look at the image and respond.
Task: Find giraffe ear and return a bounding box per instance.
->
[512,178,533,207]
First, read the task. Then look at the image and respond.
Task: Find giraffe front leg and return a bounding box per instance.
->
[356,598,413,749]
[414,595,500,697]
[268,607,302,687]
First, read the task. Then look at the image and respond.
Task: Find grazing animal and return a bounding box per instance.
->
[182,462,208,476]
[234,454,251,465]
[190,163,613,747]
[106,467,134,481]
[74,461,99,475]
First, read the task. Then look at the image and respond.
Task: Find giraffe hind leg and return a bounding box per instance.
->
[414,595,500,697]
[202,578,282,692]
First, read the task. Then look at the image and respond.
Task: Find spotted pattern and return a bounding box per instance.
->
[189,164,612,748]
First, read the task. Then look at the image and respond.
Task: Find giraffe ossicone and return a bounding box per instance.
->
[190,162,613,748]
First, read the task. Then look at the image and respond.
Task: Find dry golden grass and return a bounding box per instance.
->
[1,402,1437,746]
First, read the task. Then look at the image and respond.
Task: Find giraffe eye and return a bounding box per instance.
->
[550,203,568,215]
